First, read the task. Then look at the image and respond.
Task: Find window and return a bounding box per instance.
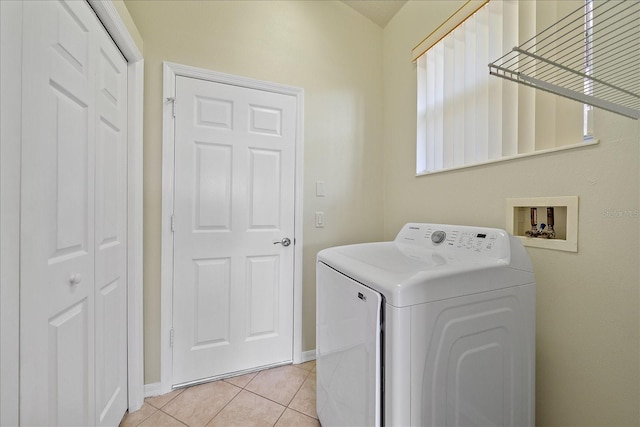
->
[415,0,594,175]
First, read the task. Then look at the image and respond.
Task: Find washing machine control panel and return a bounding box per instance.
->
[396,223,508,257]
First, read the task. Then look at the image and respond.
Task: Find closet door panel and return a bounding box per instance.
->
[20,1,128,425]
[94,30,128,427]
[20,1,97,424]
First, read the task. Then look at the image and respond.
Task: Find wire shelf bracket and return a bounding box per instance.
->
[489,0,640,120]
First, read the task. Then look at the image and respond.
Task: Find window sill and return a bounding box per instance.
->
[416,139,599,177]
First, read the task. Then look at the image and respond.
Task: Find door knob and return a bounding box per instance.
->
[69,273,82,285]
[273,238,291,247]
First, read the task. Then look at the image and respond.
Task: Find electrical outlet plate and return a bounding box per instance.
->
[506,196,579,252]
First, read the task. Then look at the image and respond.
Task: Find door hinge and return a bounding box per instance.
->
[167,97,176,117]
[170,328,174,348]
[170,214,175,232]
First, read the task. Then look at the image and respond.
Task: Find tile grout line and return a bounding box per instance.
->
[271,368,311,427]
[197,367,295,427]
[145,389,186,426]
[124,406,156,427]
[197,382,244,427]
[297,370,319,420]
[147,387,185,410]
[158,409,190,427]
[129,363,317,427]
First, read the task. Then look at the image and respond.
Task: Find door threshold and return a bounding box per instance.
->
[172,360,293,390]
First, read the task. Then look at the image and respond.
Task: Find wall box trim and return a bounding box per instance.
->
[506,196,579,252]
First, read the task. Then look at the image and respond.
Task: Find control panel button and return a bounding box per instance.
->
[431,230,446,244]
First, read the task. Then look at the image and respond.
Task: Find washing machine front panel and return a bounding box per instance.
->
[410,284,535,427]
[316,223,536,427]
[316,262,383,427]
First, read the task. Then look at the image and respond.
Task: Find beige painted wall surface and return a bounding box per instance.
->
[123,0,384,384]
[383,1,640,426]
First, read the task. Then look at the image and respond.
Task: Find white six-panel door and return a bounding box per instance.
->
[20,1,128,425]
[172,76,297,385]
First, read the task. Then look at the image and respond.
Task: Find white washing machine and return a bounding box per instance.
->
[316,223,535,427]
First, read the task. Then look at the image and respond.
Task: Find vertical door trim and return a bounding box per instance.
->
[0,1,145,421]
[160,62,304,394]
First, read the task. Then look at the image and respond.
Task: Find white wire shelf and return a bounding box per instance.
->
[489,0,639,120]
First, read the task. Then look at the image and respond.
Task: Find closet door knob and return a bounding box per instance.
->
[69,273,82,285]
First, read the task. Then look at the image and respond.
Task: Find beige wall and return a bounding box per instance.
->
[383,1,640,426]
[123,0,385,384]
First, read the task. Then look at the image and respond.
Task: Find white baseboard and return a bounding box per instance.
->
[300,349,316,363]
[144,382,163,398]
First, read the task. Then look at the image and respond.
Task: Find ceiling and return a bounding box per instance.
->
[341,0,408,27]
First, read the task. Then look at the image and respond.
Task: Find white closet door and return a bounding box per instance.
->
[20,1,128,425]
[94,13,129,427]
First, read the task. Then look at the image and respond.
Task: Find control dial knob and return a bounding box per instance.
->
[431,230,446,244]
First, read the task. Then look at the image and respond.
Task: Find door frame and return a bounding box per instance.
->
[160,62,304,394]
[0,1,145,423]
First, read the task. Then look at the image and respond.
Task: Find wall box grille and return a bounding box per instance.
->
[506,196,579,252]
[489,0,639,120]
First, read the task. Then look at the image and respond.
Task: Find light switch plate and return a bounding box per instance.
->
[315,211,325,228]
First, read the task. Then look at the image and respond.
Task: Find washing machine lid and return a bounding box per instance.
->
[317,223,534,307]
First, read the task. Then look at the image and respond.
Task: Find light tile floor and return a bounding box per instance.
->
[120,361,319,427]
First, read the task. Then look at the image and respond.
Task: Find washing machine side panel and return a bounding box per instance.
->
[316,262,382,427]
[411,284,535,427]
[384,305,411,427]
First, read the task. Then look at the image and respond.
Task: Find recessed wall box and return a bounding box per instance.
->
[506,196,578,252]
